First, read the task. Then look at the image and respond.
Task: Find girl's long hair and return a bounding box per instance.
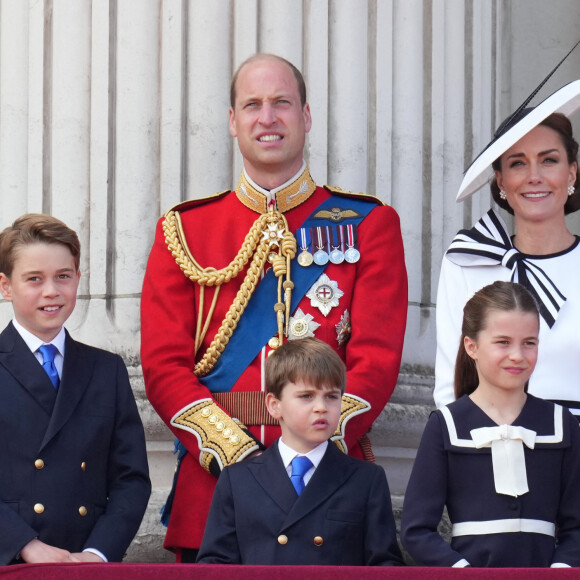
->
[454,281,539,399]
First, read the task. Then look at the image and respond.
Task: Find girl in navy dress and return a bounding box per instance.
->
[402,281,580,567]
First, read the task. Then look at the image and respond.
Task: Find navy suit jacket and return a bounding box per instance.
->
[197,440,403,566]
[0,322,151,564]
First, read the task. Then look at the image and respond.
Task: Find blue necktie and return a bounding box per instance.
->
[38,344,60,390]
[290,456,313,496]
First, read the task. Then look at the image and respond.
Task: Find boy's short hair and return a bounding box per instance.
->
[266,337,346,398]
[0,213,81,276]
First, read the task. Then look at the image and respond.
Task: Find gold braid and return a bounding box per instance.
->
[163,207,297,377]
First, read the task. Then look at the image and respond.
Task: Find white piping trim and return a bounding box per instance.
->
[536,405,563,444]
[452,518,555,537]
[440,403,564,448]
[440,406,474,448]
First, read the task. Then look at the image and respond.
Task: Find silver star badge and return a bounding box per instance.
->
[262,222,284,247]
[306,273,344,317]
[288,308,321,340]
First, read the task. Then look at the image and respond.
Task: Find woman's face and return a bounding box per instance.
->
[495,125,577,224]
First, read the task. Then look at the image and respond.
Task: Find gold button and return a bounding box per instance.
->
[34,459,44,470]
[222,428,233,438]
[81,462,87,471]
[208,414,218,424]
[79,506,87,517]
[277,535,288,545]
[313,536,324,547]
[201,407,212,417]
[34,503,44,514]
[215,421,225,431]
[268,337,280,349]
[230,435,241,445]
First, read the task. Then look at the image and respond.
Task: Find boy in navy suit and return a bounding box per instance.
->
[197,337,403,566]
[0,214,150,564]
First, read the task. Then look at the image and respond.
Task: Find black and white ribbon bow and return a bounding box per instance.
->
[446,209,566,328]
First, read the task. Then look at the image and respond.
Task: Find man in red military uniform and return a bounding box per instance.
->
[141,53,408,561]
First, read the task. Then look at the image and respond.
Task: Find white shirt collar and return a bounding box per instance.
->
[11,318,66,357]
[278,438,328,470]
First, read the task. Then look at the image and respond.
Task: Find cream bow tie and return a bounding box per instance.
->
[470,424,536,497]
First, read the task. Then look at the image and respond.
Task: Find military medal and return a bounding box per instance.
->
[262,222,284,248]
[336,309,352,347]
[296,228,314,267]
[312,227,329,265]
[344,224,360,263]
[306,273,344,317]
[288,308,320,340]
[329,225,345,264]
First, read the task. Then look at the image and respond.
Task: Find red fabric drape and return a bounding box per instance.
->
[1,564,578,579]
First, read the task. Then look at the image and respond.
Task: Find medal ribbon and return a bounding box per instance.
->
[324,226,331,253]
[346,224,358,249]
[339,225,346,252]
[299,228,310,252]
[314,227,326,252]
[200,194,378,393]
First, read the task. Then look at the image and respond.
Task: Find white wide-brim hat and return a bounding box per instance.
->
[457,79,580,202]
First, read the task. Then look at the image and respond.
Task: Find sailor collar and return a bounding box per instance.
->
[440,398,564,498]
[440,399,564,449]
[235,162,317,214]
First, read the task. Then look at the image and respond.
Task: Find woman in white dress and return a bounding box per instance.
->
[434,80,580,418]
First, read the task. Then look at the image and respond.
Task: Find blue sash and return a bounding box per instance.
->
[199,195,376,392]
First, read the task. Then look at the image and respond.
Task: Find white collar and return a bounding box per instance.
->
[277,438,328,470]
[12,318,66,357]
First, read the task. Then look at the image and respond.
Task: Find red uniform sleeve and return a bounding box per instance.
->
[140,217,260,473]
[340,204,408,452]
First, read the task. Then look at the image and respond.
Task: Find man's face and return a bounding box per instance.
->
[229,58,312,189]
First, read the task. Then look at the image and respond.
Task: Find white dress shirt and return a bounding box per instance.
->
[277,438,328,487]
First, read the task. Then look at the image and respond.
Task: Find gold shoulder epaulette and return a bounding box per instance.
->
[166,189,231,215]
[324,185,385,207]
[330,393,372,454]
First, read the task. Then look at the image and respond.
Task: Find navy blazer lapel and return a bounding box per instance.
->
[41,332,93,450]
[247,444,298,515]
[281,443,356,531]
[0,322,56,416]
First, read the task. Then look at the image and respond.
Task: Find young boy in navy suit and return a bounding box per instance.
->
[197,337,403,566]
[0,214,150,564]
